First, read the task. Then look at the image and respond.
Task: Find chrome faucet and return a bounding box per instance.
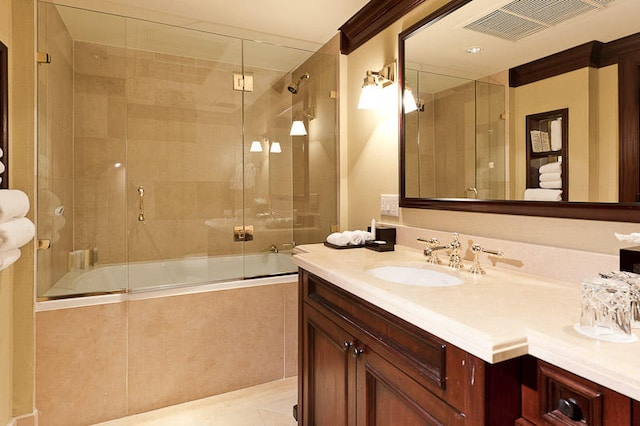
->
[269,244,279,253]
[418,233,464,269]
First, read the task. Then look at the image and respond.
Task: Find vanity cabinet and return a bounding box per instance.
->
[517,356,634,426]
[298,269,522,425]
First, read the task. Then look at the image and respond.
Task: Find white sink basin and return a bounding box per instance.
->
[367,266,464,287]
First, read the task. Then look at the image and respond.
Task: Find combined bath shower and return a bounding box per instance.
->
[288,72,310,94]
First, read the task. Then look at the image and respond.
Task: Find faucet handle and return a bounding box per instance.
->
[417,237,442,264]
[469,243,504,275]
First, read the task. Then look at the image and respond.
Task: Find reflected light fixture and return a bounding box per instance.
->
[403,87,418,113]
[290,120,307,136]
[249,140,263,152]
[270,141,282,153]
[357,60,396,110]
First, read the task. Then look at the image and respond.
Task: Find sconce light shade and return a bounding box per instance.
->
[290,120,307,136]
[358,79,381,109]
[403,88,418,113]
[358,62,396,110]
[249,140,263,152]
[270,141,282,153]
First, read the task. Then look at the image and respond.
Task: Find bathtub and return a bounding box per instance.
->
[39,252,297,302]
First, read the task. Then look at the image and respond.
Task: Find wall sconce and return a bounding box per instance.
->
[249,140,263,152]
[270,141,282,153]
[290,120,307,136]
[357,60,396,110]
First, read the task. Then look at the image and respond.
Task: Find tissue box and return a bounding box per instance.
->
[366,226,396,252]
[620,246,640,274]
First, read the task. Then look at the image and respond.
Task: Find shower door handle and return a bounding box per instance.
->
[137,186,145,222]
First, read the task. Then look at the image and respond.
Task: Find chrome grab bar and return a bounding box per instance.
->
[137,186,145,222]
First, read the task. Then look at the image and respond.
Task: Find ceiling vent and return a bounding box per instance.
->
[463,0,618,42]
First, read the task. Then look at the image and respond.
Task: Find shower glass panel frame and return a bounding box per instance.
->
[36,3,319,300]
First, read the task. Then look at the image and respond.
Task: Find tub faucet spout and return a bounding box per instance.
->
[269,244,279,253]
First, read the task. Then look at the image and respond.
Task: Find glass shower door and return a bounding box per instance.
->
[124,19,246,290]
[36,3,128,299]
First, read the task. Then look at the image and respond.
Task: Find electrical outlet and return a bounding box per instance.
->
[380,194,399,217]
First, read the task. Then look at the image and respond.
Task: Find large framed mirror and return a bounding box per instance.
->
[399,0,640,222]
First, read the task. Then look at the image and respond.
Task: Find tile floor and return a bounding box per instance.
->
[94,377,298,426]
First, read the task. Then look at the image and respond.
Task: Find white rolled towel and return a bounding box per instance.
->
[353,230,374,243]
[0,217,35,252]
[524,188,562,201]
[550,119,562,151]
[0,249,21,271]
[343,231,364,245]
[0,190,30,223]
[326,232,350,247]
[540,180,562,189]
[539,162,561,174]
[539,172,561,182]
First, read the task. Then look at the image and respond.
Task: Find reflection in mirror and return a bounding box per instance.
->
[404,69,505,199]
[400,0,640,219]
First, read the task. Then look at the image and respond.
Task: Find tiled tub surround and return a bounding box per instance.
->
[292,239,640,401]
[35,277,298,426]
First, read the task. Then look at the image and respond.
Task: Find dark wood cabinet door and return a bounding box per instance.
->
[301,305,357,426]
[356,348,465,426]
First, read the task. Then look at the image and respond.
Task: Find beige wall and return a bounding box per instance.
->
[345,0,639,255]
[0,0,37,422]
[0,0,13,420]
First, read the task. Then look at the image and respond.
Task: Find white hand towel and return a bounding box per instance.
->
[539,172,561,182]
[524,188,562,201]
[0,249,21,271]
[539,162,561,174]
[0,190,30,223]
[540,180,562,189]
[0,217,35,252]
[326,232,350,246]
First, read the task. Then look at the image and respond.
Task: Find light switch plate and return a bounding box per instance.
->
[380,194,399,217]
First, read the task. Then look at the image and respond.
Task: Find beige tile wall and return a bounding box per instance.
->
[35,281,297,425]
[36,303,128,426]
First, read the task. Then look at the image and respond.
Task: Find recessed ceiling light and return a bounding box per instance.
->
[466,46,482,54]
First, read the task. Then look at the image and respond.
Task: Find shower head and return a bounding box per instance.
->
[287,72,310,94]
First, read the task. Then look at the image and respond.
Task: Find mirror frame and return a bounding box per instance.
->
[0,40,7,189]
[398,0,640,222]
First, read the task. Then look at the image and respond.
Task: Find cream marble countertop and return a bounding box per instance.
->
[292,243,640,401]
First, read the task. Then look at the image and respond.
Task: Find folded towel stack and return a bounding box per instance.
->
[0,190,35,271]
[326,230,374,247]
[539,161,562,189]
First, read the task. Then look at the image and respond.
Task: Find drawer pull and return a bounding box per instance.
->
[343,341,353,350]
[558,397,583,421]
[353,347,364,359]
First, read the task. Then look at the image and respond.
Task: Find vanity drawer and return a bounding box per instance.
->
[536,360,631,425]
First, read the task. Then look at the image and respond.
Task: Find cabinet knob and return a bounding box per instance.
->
[557,397,583,421]
[353,347,364,359]
[343,341,353,350]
